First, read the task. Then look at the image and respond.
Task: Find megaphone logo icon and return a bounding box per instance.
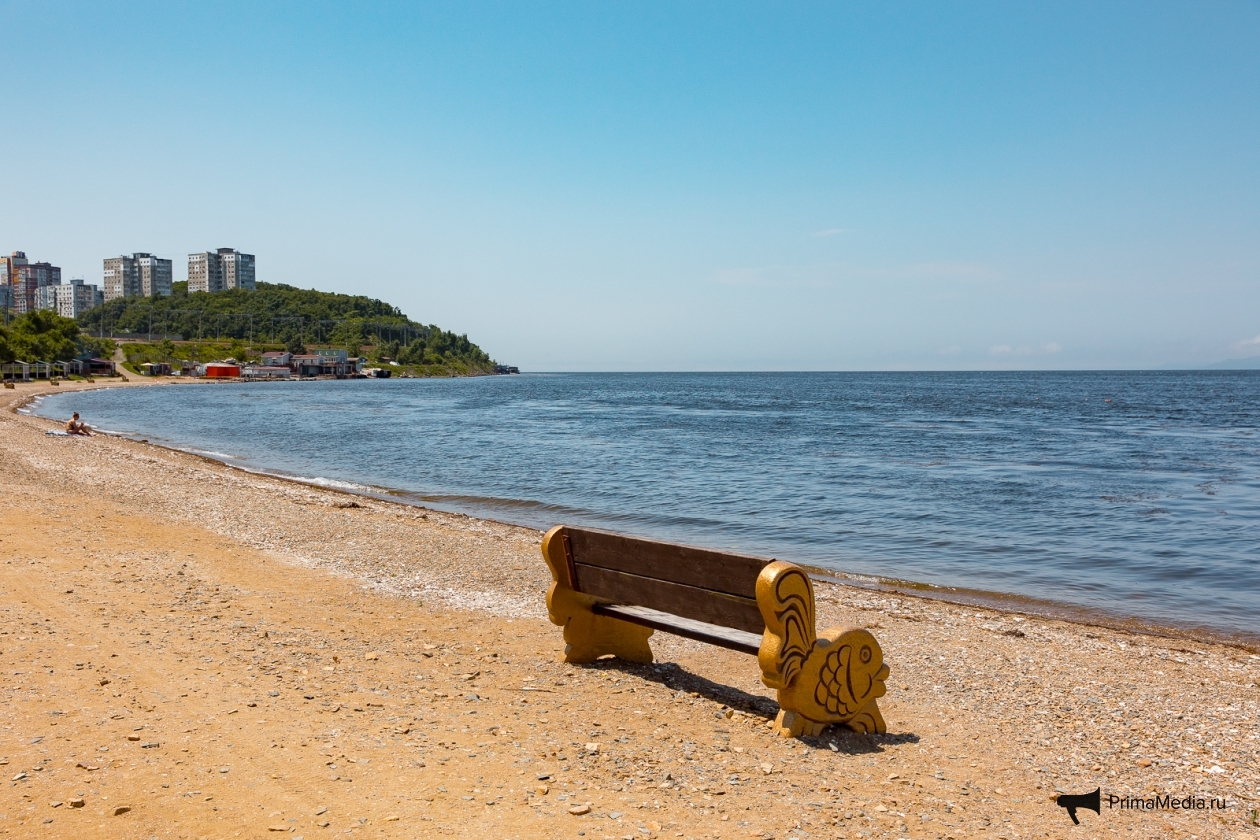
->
[1055,787,1101,825]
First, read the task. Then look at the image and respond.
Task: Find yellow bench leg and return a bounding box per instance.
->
[542,527,654,665]
[547,583,654,664]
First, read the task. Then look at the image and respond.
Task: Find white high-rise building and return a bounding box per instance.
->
[137,254,173,297]
[188,248,255,293]
[103,253,172,301]
[103,255,139,299]
[36,278,104,319]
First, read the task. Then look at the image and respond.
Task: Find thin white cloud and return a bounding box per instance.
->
[1235,334,1260,353]
[937,345,962,355]
[989,343,1061,356]
[989,344,1037,356]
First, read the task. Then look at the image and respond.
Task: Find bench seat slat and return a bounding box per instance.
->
[593,604,763,655]
[575,563,765,634]
[567,527,767,599]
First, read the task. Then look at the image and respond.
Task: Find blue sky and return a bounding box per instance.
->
[2,1,1258,370]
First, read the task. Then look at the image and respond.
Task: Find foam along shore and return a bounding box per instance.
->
[3,379,1257,839]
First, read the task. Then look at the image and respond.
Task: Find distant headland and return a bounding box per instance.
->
[75,281,504,378]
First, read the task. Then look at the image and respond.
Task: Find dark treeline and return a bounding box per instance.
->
[76,282,493,368]
[1,310,113,363]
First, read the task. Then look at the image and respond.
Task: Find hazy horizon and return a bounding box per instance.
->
[2,2,1257,372]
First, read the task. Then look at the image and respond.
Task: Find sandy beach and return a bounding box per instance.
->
[2,378,1257,839]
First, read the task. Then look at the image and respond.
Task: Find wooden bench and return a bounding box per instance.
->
[542,525,890,738]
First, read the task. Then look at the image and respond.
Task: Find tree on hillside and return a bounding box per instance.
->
[397,339,427,365]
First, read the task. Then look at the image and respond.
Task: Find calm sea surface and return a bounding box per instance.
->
[33,372,1260,642]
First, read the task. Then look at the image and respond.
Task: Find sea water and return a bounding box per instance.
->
[35,372,1260,642]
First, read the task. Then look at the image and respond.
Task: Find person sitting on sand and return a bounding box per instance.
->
[65,412,92,436]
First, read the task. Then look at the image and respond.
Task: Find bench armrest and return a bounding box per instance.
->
[757,560,889,736]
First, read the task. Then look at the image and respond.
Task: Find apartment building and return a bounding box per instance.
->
[0,251,23,310]
[0,251,28,286]
[11,260,62,314]
[138,253,173,296]
[102,255,138,299]
[186,251,220,292]
[188,248,255,293]
[35,278,104,319]
[103,253,173,301]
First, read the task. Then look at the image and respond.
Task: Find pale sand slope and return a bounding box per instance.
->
[1,380,1257,840]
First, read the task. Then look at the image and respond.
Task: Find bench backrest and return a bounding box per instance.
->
[554,525,771,634]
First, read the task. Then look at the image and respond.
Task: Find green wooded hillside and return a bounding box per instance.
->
[76,282,495,372]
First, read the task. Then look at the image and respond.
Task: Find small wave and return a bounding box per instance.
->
[402,492,571,512]
[286,474,378,493]
[188,448,238,460]
[232,464,380,493]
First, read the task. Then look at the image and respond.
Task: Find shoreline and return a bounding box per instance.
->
[23,377,1260,654]
[2,377,1257,838]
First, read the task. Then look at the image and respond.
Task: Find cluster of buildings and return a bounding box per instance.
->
[0,252,99,317]
[256,349,360,378]
[141,349,363,380]
[0,247,256,317]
